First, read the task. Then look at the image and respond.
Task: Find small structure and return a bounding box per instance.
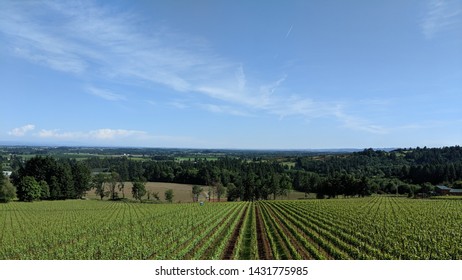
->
[434,185,462,196]
[435,185,451,195]
[449,189,462,196]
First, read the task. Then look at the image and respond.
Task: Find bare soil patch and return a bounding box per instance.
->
[85,182,208,203]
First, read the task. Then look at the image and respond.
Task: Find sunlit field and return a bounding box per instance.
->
[1,196,461,260]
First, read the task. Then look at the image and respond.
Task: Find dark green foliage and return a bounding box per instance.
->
[83,156,291,201]
[132,181,146,202]
[226,183,240,201]
[295,147,462,185]
[92,173,108,200]
[192,185,203,202]
[109,172,120,200]
[12,156,91,200]
[295,146,462,196]
[79,147,462,200]
[16,176,41,202]
[39,180,50,199]
[214,182,225,201]
[164,189,174,203]
[118,181,126,199]
[419,182,434,194]
[0,173,16,202]
[7,146,461,202]
[71,161,92,198]
[453,180,462,189]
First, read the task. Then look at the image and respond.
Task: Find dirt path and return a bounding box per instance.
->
[255,204,273,260]
[222,205,249,259]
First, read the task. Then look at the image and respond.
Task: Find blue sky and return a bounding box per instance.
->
[1,0,461,149]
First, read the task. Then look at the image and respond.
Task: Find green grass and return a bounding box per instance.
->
[281,161,296,168]
[430,195,462,200]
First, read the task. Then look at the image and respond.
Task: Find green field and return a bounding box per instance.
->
[1,196,461,260]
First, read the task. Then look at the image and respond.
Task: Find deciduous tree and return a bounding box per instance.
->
[92,173,108,200]
[165,189,174,203]
[132,181,146,202]
[17,176,41,202]
[192,185,203,202]
[39,180,50,199]
[0,173,16,203]
[215,182,225,202]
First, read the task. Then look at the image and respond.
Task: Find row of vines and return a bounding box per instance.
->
[254,197,462,260]
[0,197,461,259]
[0,200,248,259]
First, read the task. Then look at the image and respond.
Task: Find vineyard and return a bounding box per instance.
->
[0,197,461,260]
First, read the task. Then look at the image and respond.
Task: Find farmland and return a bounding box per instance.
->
[84,182,204,203]
[1,196,461,260]
[82,182,311,202]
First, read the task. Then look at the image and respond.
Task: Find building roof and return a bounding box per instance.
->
[436,185,451,190]
[449,189,462,193]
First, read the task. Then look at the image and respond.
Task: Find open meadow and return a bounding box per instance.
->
[84,182,201,203]
[1,196,461,260]
[83,182,310,202]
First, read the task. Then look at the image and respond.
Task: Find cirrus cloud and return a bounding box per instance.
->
[0,0,389,137]
[86,86,126,101]
[421,0,462,39]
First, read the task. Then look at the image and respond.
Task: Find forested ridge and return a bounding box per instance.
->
[297,146,462,183]
[2,146,462,202]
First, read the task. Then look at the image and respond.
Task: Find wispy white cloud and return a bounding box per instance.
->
[8,124,35,136]
[0,2,90,74]
[169,100,190,109]
[194,74,388,134]
[38,128,147,140]
[194,72,287,111]
[0,1,386,135]
[421,0,462,39]
[235,65,246,91]
[333,110,388,134]
[0,1,218,91]
[285,24,293,38]
[199,103,251,117]
[358,98,392,107]
[90,129,146,140]
[258,75,287,107]
[394,119,462,131]
[146,100,156,106]
[13,47,86,74]
[86,86,126,101]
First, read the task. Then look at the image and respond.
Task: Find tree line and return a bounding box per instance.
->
[2,146,462,202]
[295,146,462,197]
[9,156,91,201]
